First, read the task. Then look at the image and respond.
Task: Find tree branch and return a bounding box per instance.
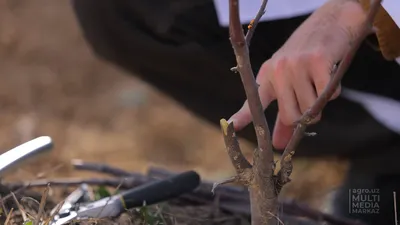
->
[223,0,383,224]
[245,0,268,46]
[229,0,273,168]
[211,176,238,194]
[220,119,252,174]
[278,0,383,187]
[226,0,278,224]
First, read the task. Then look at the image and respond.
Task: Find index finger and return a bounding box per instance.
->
[229,63,275,131]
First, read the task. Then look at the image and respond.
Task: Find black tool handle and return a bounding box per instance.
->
[119,170,200,209]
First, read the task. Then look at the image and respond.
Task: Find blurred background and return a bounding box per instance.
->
[0,0,347,210]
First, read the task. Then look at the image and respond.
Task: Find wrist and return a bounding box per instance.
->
[337,0,368,40]
[316,0,368,41]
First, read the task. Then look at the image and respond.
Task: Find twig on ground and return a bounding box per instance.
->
[11,192,28,221]
[20,196,40,207]
[5,177,147,190]
[71,164,364,225]
[34,183,50,225]
[36,163,65,179]
[0,185,30,205]
[4,208,14,225]
[2,164,366,225]
[71,159,138,177]
[44,200,64,225]
[0,194,8,216]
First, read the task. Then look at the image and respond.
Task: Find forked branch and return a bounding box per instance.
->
[222,0,278,224]
[229,0,274,176]
[217,0,383,224]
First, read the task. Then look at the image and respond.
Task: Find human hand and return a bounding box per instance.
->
[229,0,367,149]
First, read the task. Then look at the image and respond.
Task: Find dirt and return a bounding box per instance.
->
[0,0,348,220]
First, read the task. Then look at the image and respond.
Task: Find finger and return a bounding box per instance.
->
[310,57,332,98]
[272,113,294,150]
[293,76,323,125]
[229,82,274,131]
[228,100,252,131]
[229,64,275,131]
[331,83,342,100]
[274,80,301,126]
[291,69,318,114]
[269,57,302,126]
[308,57,334,123]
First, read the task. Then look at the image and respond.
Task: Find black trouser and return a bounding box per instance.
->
[71,0,400,224]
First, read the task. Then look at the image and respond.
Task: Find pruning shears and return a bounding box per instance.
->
[50,170,201,225]
[0,136,53,175]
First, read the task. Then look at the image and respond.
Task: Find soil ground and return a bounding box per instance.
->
[0,0,348,222]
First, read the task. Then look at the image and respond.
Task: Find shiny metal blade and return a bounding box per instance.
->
[0,136,53,175]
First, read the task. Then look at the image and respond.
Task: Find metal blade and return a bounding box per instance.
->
[0,136,53,175]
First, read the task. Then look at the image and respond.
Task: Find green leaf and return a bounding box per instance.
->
[94,185,111,200]
[24,220,33,225]
[138,205,165,225]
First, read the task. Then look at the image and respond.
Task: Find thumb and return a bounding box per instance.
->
[272,113,294,150]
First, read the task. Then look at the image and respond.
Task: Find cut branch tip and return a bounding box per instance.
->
[220,119,230,136]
